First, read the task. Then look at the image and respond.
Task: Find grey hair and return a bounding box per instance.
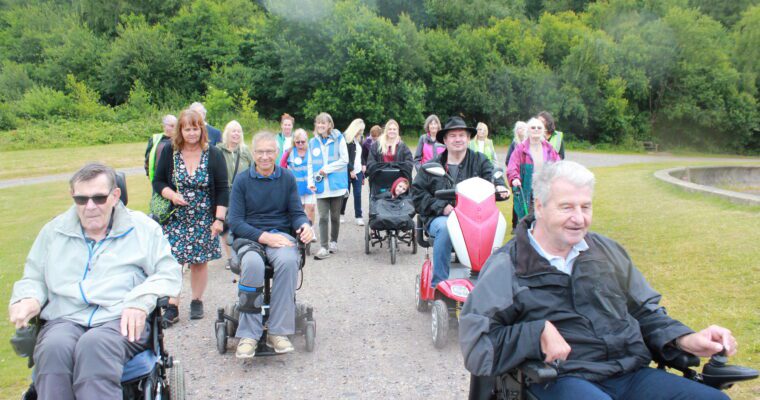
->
[162,114,177,126]
[423,114,441,133]
[513,121,527,142]
[251,131,277,150]
[188,102,207,118]
[532,161,595,205]
[69,163,117,191]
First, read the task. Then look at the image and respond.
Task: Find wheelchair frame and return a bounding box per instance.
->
[214,239,316,356]
[11,297,185,400]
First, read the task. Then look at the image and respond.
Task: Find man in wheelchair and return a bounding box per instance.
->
[8,163,182,399]
[460,161,740,400]
[412,116,509,288]
[227,132,313,359]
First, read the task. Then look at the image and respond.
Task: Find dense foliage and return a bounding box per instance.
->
[1,0,759,153]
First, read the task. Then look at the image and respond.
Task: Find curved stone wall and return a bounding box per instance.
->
[654,166,760,206]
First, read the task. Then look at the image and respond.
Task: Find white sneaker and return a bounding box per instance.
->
[356,218,364,226]
[314,247,330,259]
[328,241,338,253]
[340,216,346,223]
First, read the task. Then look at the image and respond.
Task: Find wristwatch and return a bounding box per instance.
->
[215,217,225,222]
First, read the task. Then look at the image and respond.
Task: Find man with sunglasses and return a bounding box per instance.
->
[9,163,181,399]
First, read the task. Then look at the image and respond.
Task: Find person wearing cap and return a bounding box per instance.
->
[411,116,509,288]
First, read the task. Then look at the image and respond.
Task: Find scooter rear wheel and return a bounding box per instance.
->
[415,274,429,312]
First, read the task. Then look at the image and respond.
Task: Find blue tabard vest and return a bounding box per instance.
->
[288,148,321,195]
[309,130,349,192]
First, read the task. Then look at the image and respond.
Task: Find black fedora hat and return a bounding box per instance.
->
[436,116,477,143]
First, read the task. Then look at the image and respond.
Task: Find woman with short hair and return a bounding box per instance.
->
[413,114,445,169]
[217,120,253,266]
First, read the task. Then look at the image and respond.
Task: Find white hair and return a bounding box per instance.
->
[251,131,277,150]
[533,161,595,205]
[513,121,527,142]
[188,102,207,118]
[162,114,177,126]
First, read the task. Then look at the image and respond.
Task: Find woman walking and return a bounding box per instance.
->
[506,117,560,223]
[468,122,498,166]
[413,114,445,169]
[367,119,414,181]
[281,128,317,230]
[217,120,253,267]
[340,118,365,226]
[153,108,229,323]
[310,112,349,260]
[506,121,528,229]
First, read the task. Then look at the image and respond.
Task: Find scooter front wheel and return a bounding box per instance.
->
[431,299,449,349]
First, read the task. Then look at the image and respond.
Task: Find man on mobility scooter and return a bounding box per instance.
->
[412,116,510,289]
[460,161,756,399]
[227,132,314,359]
[8,163,183,399]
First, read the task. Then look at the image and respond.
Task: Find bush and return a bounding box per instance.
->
[65,75,113,120]
[116,80,156,122]
[0,118,159,150]
[14,86,72,120]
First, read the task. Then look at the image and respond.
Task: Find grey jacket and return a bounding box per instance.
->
[10,203,182,327]
[459,216,693,381]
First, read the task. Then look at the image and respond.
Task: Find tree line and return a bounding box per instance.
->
[1,0,759,153]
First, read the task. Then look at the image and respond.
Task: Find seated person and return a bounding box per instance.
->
[366,119,414,181]
[411,116,508,288]
[8,163,182,400]
[227,132,314,359]
[391,177,410,199]
[459,161,737,400]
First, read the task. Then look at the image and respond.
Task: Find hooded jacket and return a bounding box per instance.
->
[459,216,693,381]
[411,148,505,228]
[10,203,182,327]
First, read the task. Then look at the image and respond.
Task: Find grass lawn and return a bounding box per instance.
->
[0,146,758,398]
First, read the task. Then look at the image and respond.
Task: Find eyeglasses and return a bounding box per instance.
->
[294,140,307,144]
[254,150,277,156]
[528,126,543,130]
[72,191,112,205]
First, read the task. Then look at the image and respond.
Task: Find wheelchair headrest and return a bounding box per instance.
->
[115,171,128,206]
[370,168,403,197]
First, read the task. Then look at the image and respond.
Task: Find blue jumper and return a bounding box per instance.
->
[228,165,310,242]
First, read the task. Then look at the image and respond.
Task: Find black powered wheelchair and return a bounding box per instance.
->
[469,350,759,400]
[11,299,185,400]
[364,168,417,264]
[214,235,316,355]
[10,172,185,400]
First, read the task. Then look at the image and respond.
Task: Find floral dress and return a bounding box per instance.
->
[163,149,221,264]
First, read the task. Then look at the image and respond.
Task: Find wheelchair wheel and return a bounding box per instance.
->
[411,229,418,254]
[364,223,371,254]
[304,320,316,352]
[224,304,239,337]
[215,321,228,354]
[169,360,186,400]
[390,234,398,265]
[431,300,449,349]
[415,274,429,312]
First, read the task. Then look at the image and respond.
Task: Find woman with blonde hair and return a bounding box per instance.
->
[153,108,229,323]
[309,112,349,260]
[366,119,414,181]
[340,118,366,226]
[468,122,498,166]
[217,120,253,266]
[506,120,528,229]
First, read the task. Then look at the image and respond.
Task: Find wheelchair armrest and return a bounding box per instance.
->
[656,351,700,373]
[519,361,558,384]
[10,322,39,358]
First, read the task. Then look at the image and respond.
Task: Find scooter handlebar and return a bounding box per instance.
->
[434,189,456,201]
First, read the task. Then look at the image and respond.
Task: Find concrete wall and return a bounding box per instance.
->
[654,166,760,206]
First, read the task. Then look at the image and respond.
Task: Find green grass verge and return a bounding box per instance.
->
[0,150,758,398]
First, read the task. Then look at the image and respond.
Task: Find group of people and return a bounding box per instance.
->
[7,104,744,400]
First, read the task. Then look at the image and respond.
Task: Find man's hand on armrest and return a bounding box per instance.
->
[676,325,737,357]
[540,321,572,363]
[9,298,41,329]
[259,232,295,248]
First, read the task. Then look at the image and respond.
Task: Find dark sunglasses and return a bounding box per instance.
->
[72,191,112,205]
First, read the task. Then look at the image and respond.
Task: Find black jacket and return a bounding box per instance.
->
[366,141,414,181]
[144,134,172,177]
[152,144,230,216]
[459,216,694,381]
[411,148,505,227]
